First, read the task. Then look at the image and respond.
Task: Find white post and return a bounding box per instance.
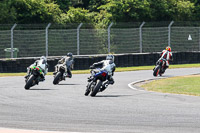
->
[168,21,174,47]
[139,22,145,53]
[11,24,17,58]
[77,23,83,55]
[45,23,51,57]
[108,22,113,53]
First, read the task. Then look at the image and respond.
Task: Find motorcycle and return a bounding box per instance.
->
[24,66,43,90]
[85,68,109,97]
[53,64,66,85]
[153,58,166,77]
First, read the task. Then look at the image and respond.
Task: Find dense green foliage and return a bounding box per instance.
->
[0,0,199,25]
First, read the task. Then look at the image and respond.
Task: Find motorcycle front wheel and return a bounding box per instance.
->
[90,80,102,97]
[85,82,92,96]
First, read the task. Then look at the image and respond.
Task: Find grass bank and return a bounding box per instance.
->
[0,63,200,77]
[141,75,200,96]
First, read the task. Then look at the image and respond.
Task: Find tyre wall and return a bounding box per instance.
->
[0,52,200,73]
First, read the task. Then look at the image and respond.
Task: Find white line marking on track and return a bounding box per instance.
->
[127,78,199,97]
[128,80,146,92]
[127,78,163,92]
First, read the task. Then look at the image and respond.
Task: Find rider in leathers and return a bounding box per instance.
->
[25,56,48,81]
[55,52,74,78]
[159,46,173,74]
[90,55,116,92]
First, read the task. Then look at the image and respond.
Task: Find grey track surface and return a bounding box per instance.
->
[0,68,200,133]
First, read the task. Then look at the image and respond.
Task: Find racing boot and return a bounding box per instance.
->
[66,74,72,78]
[39,78,45,82]
[108,80,114,85]
[108,76,115,85]
[39,74,45,82]
[100,81,109,92]
[66,68,72,78]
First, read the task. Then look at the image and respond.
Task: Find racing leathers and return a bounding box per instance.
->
[57,56,74,78]
[159,50,173,73]
[90,60,116,92]
[25,58,48,81]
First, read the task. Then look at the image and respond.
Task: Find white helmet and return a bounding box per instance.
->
[40,56,47,62]
[106,54,114,62]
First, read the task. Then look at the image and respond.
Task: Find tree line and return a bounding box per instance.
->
[0,0,200,27]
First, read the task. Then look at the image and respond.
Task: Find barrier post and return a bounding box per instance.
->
[108,22,113,53]
[139,22,145,53]
[45,23,51,57]
[77,23,83,55]
[168,21,174,47]
[11,24,17,58]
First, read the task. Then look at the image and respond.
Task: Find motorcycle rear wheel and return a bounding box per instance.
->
[153,65,161,77]
[53,72,62,85]
[24,75,35,90]
[90,80,102,97]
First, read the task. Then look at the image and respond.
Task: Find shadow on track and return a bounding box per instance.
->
[95,95,132,97]
[28,89,56,90]
[159,74,174,78]
[58,83,80,85]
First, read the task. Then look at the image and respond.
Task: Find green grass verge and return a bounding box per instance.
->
[141,75,200,96]
[1,63,200,77]
[116,63,200,71]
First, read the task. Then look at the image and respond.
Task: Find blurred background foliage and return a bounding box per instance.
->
[0,0,199,27]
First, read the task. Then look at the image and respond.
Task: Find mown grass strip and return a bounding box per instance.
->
[141,75,200,96]
[0,63,200,77]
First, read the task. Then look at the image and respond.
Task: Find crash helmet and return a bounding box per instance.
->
[40,56,47,62]
[166,46,171,52]
[106,54,114,62]
[67,52,73,58]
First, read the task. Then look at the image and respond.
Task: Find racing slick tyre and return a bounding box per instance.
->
[53,72,62,85]
[153,65,161,77]
[90,80,102,97]
[85,82,92,96]
[24,75,35,90]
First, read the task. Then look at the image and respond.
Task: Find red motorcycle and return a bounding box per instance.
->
[153,58,167,77]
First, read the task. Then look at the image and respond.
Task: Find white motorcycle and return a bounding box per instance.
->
[53,64,67,85]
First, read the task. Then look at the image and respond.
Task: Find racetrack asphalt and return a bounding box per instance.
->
[0,68,200,133]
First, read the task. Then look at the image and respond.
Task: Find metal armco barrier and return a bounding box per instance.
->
[0,52,200,73]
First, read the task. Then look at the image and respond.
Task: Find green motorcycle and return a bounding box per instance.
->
[24,66,43,90]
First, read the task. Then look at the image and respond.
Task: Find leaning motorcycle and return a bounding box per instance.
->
[53,64,66,85]
[153,58,166,77]
[24,66,43,90]
[85,69,109,97]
